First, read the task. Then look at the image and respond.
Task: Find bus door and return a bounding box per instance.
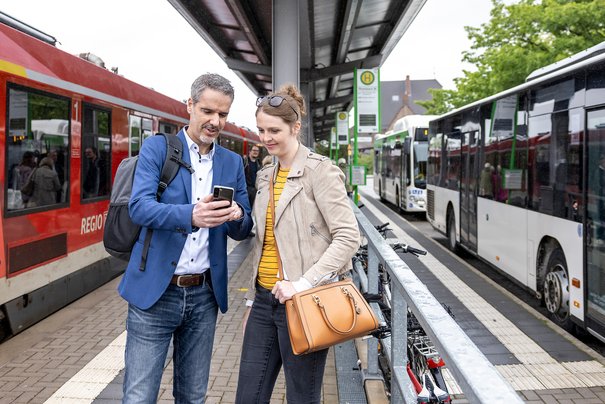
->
[585,107,605,333]
[460,130,479,251]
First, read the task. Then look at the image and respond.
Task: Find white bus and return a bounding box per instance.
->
[373,115,436,213]
[426,41,605,340]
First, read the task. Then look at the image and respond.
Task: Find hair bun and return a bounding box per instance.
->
[277,84,306,117]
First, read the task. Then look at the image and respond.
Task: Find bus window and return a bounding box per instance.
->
[82,104,111,200]
[528,110,580,218]
[413,141,428,188]
[446,130,461,191]
[6,86,70,212]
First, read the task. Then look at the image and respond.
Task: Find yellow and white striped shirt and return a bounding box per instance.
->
[257,167,289,289]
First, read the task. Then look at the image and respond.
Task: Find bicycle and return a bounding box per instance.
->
[356,228,451,403]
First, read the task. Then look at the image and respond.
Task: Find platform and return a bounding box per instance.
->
[1,186,605,402]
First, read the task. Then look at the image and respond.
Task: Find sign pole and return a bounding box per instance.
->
[353,67,380,204]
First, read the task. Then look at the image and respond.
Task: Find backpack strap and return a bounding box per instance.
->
[140,132,194,271]
[156,133,193,199]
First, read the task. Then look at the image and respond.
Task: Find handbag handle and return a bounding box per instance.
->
[313,285,361,334]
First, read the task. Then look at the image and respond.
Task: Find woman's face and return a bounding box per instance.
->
[256,111,300,160]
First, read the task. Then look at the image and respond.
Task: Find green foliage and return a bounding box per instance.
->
[357,152,373,174]
[422,0,605,114]
[313,142,373,174]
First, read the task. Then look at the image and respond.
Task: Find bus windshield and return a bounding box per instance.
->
[413,141,428,189]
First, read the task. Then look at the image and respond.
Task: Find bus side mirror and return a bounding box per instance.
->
[403,138,411,154]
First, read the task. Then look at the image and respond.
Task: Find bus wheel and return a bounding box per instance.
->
[447,210,458,253]
[543,248,572,330]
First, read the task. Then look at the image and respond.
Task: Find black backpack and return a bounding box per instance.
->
[103,133,193,270]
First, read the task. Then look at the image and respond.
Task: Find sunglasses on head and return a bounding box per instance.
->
[256,95,299,120]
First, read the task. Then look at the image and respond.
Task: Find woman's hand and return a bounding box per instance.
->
[242,307,251,337]
[271,280,296,304]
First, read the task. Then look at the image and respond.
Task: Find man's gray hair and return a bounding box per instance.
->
[191,73,234,103]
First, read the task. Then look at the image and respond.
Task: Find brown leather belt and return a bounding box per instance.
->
[170,272,211,287]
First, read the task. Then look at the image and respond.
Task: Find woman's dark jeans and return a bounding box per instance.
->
[235,285,328,404]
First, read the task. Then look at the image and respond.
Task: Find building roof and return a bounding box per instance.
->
[167,0,428,143]
[380,78,441,133]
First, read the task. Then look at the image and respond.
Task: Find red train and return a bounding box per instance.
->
[0,16,260,341]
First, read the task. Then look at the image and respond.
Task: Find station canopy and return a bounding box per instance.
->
[168,0,426,143]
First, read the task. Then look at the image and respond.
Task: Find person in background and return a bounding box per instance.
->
[244,145,261,207]
[27,157,61,208]
[479,162,494,198]
[119,73,253,403]
[82,147,99,198]
[13,151,36,193]
[235,84,360,404]
[337,157,353,198]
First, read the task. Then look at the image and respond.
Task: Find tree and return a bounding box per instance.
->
[417,0,605,114]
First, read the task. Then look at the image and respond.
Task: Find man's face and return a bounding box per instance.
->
[250,147,260,159]
[85,148,94,159]
[187,89,233,146]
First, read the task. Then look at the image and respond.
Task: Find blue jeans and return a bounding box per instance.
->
[123,282,218,404]
[235,285,328,404]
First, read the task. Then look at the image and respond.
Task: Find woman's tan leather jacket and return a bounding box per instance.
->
[244,144,360,302]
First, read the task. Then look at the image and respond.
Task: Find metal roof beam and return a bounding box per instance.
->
[328,0,362,105]
[225,54,381,83]
[224,0,270,65]
[311,95,352,109]
[303,54,382,82]
[224,57,272,76]
[377,0,426,63]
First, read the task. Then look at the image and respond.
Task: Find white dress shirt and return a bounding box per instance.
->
[174,129,214,275]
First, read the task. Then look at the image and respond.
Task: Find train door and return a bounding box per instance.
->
[585,107,605,335]
[460,130,479,251]
[129,116,152,157]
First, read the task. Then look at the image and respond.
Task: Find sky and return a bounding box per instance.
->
[1,0,496,131]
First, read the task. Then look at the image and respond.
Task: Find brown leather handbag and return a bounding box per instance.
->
[285,279,379,355]
[268,170,378,356]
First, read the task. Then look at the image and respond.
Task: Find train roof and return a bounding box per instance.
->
[432,40,605,123]
[0,21,188,123]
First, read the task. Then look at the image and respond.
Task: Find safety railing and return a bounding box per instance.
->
[352,203,523,403]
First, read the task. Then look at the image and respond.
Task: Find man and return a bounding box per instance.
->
[118,73,253,403]
[244,145,260,207]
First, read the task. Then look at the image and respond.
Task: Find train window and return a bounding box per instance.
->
[6,86,70,212]
[142,118,153,141]
[82,104,111,201]
[129,116,142,157]
[159,122,178,135]
[219,136,244,156]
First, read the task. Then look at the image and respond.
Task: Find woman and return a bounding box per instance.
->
[27,156,61,208]
[235,84,360,403]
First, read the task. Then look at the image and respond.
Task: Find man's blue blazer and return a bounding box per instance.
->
[117,129,253,313]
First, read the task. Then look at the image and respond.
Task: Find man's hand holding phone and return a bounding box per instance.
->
[192,186,243,228]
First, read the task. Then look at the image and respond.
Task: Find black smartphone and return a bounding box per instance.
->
[212,185,234,207]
